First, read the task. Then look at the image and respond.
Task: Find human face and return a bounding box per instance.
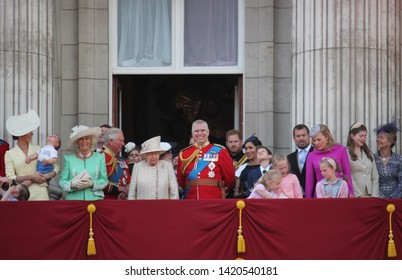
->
[256,148,271,162]
[46,135,60,148]
[376,132,392,150]
[144,151,160,166]
[226,134,243,155]
[160,151,173,162]
[275,160,289,177]
[293,128,310,149]
[351,130,367,149]
[11,185,21,198]
[172,156,178,167]
[108,131,125,154]
[192,124,209,146]
[312,132,329,151]
[244,142,258,161]
[320,163,335,181]
[267,180,281,191]
[128,150,141,164]
[19,132,33,143]
[77,136,93,153]
[98,127,109,145]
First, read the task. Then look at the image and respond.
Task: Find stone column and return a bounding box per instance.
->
[0,0,54,144]
[292,0,401,151]
[77,0,109,125]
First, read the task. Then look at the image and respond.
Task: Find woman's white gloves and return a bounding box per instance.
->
[71,178,93,190]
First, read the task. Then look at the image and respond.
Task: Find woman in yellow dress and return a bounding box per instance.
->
[5,110,59,200]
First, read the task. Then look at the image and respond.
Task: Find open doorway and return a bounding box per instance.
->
[115,74,242,154]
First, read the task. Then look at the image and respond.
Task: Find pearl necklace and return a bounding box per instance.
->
[77,151,92,159]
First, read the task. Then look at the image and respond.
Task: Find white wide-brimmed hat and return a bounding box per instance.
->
[6,109,40,137]
[68,125,101,149]
[160,142,172,152]
[140,136,166,155]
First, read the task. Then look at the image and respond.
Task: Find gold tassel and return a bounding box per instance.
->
[386,204,397,258]
[236,200,246,253]
[87,203,97,256]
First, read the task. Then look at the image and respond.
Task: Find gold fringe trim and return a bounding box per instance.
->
[179,149,199,176]
[386,204,397,258]
[87,203,97,256]
[236,200,246,253]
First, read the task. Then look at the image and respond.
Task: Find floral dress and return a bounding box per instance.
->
[374,152,402,198]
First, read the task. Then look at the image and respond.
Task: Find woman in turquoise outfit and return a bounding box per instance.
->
[59,125,108,200]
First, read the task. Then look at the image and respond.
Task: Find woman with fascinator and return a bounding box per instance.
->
[124,142,142,174]
[347,123,379,197]
[59,125,108,200]
[4,110,59,200]
[233,135,262,198]
[374,121,402,198]
[305,124,354,198]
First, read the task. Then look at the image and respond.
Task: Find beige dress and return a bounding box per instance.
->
[348,151,379,197]
[128,160,179,200]
[5,144,59,200]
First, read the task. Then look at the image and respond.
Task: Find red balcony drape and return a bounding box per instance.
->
[0,198,400,260]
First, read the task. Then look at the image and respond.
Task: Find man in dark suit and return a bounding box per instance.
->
[225,129,247,198]
[287,124,313,195]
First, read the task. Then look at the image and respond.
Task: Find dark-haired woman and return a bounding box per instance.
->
[347,123,379,197]
[374,121,402,198]
[233,136,262,198]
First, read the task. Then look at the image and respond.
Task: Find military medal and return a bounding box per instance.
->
[208,162,216,178]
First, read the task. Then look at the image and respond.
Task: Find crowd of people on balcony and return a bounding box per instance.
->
[1,109,401,201]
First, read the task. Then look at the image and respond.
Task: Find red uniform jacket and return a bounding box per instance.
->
[100,146,131,199]
[177,142,235,199]
[0,139,9,177]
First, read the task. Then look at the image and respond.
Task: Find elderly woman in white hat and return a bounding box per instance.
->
[4,110,59,200]
[128,136,179,200]
[59,125,108,200]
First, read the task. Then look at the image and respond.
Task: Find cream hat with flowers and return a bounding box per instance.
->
[68,125,101,149]
[140,136,166,155]
[6,109,40,137]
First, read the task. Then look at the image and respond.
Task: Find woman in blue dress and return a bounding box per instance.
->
[374,121,402,198]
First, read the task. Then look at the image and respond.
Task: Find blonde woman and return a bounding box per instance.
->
[305,124,354,198]
[374,121,402,198]
[59,125,108,200]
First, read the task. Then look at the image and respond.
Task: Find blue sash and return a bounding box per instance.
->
[109,157,124,184]
[182,145,222,198]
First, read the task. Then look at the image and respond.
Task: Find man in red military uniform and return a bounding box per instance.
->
[100,128,131,200]
[177,120,235,199]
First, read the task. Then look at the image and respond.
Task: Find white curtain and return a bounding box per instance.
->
[184,0,238,66]
[118,0,238,67]
[118,0,172,67]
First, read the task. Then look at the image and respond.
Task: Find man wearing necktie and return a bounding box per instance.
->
[287,124,313,195]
